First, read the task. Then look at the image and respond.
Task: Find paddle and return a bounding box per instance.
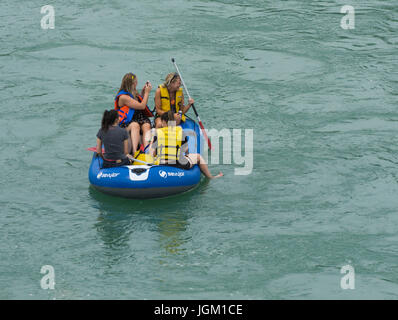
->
[171,58,213,150]
[87,147,157,166]
[87,147,103,153]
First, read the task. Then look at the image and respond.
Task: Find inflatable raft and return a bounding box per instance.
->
[88,119,203,199]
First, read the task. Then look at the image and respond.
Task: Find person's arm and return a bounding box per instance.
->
[181,136,189,155]
[123,139,129,156]
[180,92,194,114]
[124,139,134,160]
[141,80,151,99]
[122,129,134,159]
[96,138,104,159]
[119,83,152,110]
[148,129,157,157]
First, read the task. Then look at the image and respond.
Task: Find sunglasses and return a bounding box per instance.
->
[167,73,179,85]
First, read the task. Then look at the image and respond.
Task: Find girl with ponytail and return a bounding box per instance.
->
[96,109,134,168]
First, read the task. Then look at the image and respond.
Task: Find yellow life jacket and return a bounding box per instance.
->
[159,84,186,122]
[156,126,183,162]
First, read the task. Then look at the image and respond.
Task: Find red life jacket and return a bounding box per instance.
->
[114,90,153,126]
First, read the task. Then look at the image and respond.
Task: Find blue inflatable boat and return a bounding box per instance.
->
[88,119,203,199]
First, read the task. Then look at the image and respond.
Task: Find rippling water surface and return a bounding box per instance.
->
[1,0,398,299]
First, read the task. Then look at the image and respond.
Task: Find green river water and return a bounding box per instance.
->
[1,0,398,299]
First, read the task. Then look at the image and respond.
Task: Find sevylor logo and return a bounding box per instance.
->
[158,170,185,178]
[168,172,185,177]
[97,171,120,179]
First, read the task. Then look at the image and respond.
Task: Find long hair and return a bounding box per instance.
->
[101,109,119,132]
[117,72,139,99]
[163,72,180,89]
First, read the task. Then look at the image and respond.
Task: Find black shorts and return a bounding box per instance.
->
[131,111,151,126]
[164,157,193,170]
[102,157,132,168]
[120,112,151,128]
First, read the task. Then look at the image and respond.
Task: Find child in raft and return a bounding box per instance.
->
[96,109,135,168]
[149,110,223,179]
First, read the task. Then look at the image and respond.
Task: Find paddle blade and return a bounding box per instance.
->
[87,147,104,153]
[198,120,213,150]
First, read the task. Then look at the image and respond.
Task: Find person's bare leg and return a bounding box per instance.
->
[141,123,152,150]
[186,154,223,179]
[128,122,141,155]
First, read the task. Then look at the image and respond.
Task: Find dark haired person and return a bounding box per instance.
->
[154,72,194,128]
[115,73,153,154]
[150,111,222,179]
[96,109,134,168]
